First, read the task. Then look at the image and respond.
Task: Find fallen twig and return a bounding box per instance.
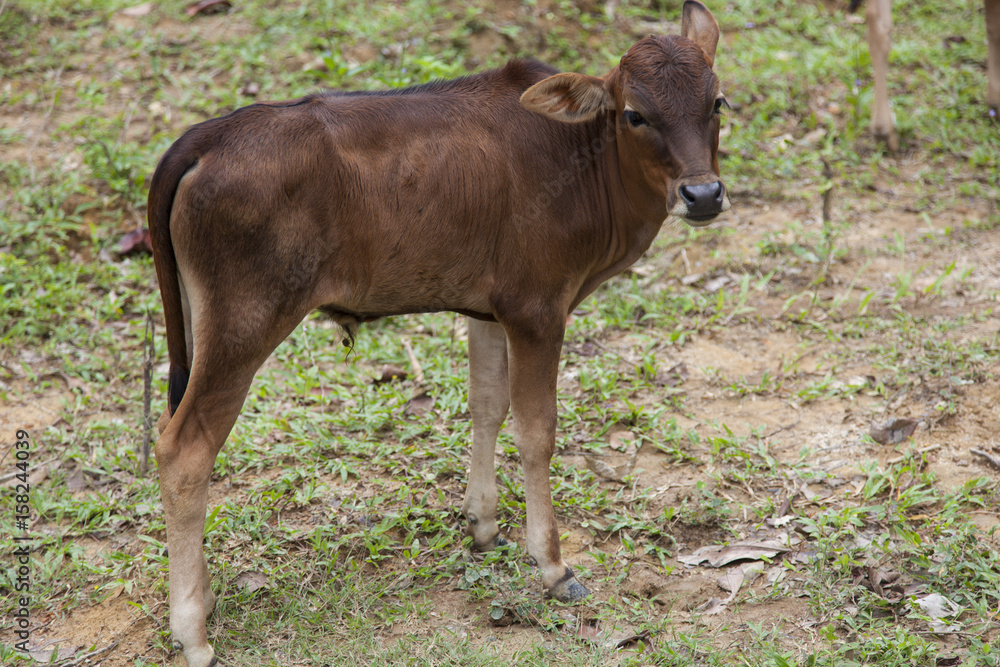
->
[970,448,1000,471]
[887,444,941,465]
[0,458,58,482]
[761,414,801,440]
[57,641,118,666]
[35,636,70,651]
[401,337,426,387]
[821,158,834,224]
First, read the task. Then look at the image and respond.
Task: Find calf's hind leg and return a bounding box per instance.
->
[463,318,510,551]
[157,309,304,667]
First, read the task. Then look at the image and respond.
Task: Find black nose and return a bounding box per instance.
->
[679,181,725,220]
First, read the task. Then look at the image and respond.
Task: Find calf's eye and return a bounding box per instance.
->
[623,110,648,127]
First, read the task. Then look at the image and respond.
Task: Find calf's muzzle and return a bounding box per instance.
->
[679,180,726,223]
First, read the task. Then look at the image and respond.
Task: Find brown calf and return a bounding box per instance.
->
[854,0,999,151]
[149,2,728,665]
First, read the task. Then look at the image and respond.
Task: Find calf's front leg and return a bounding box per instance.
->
[505,320,589,602]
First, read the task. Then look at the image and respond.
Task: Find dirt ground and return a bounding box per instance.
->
[2,1,999,664]
[5,188,999,663]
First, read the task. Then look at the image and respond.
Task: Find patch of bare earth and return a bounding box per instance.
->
[3,3,998,662]
[6,188,997,663]
[540,188,1000,652]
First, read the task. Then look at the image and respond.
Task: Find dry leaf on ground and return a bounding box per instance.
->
[185,0,232,17]
[912,593,963,633]
[869,417,919,445]
[118,228,153,256]
[121,2,154,16]
[234,570,269,594]
[585,456,623,482]
[403,392,434,417]
[374,364,408,384]
[614,629,653,650]
[679,537,791,568]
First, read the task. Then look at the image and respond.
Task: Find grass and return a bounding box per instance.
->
[2,0,1000,664]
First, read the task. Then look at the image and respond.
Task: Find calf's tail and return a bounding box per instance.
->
[147,140,201,415]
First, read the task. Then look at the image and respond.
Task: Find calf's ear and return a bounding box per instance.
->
[520,73,614,123]
[681,0,720,68]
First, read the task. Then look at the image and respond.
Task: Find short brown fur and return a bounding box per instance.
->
[150,4,727,665]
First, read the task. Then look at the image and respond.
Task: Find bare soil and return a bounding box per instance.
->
[2,2,999,664]
[5,195,999,663]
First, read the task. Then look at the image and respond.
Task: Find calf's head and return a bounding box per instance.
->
[520,0,729,227]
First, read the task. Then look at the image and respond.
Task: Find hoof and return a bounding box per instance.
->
[473,534,511,553]
[172,639,217,667]
[873,129,899,154]
[547,570,590,603]
[191,651,218,667]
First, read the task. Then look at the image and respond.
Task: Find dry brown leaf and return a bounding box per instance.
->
[103,584,125,602]
[693,596,728,615]
[869,417,919,445]
[852,565,906,602]
[663,362,689,387]
[678,538,790,568]
[27,464,49,486]
[576,618,601,641]
[185,0,232,17]
[912,593,963,633]
[121,2,154,16]
[914,593,962,618]
[609,430,635,452]
[374,364,408,385]
[614,629,653,650]
[234,570,269,594]
[403,392,434,417]
[717,562,764,598]
[742,560,766,582]
[680,272,702,286]
[585,456,623,482]
[776,492,795,517]
[716,567,744,594]
[765,565,786,584]
[118,228,153,256]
